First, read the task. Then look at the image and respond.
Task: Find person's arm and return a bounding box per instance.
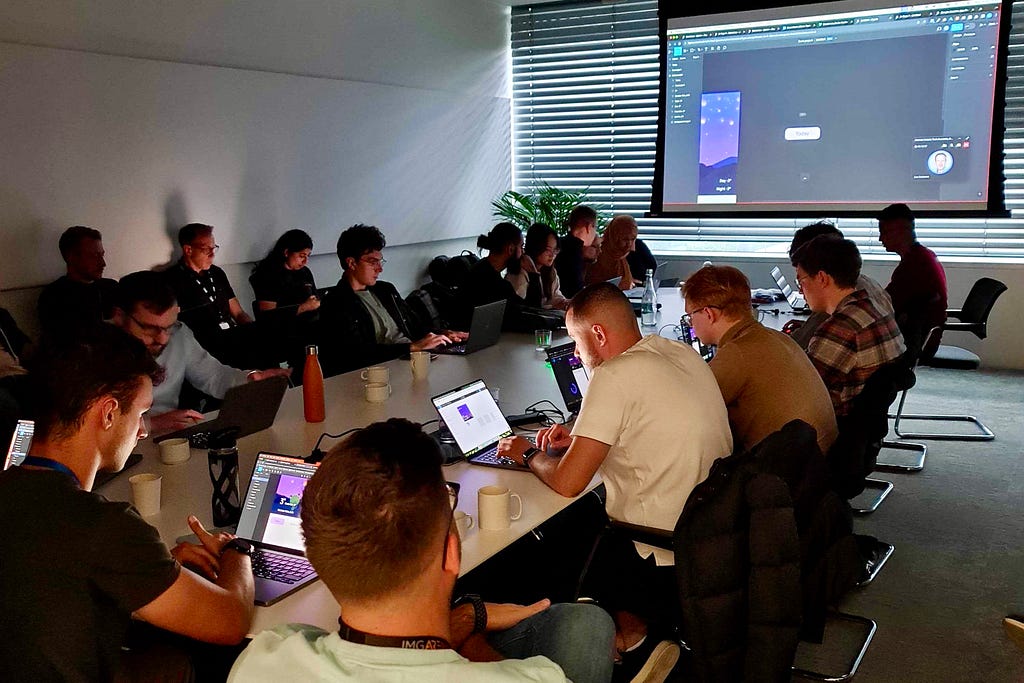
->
[500,425,610,498]
[228,298,254,325]
[709,348,743,407]
[451,598,552,660]
[178,325,250,399]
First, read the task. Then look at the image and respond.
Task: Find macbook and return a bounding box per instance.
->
[154,374,289,444]
[770,266,809,312]
[435,300,506,355]
[545,342,590,416]
[431,379,524,470]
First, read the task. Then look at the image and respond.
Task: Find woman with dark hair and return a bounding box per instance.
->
[460,223,526,329]
[249,229,320,317]
[505,223,568,310]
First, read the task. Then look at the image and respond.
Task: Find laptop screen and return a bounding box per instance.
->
[4,419,33,470]
[770,266,801,307]
[432,380,513,457]
[545,342,590,414]
[235,453,318,554]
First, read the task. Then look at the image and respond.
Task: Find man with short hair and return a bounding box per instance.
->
[792,236,904,416]
[683,265,838,453]
[113,271,289,434]
[554,205,599,298]
[37,225,120,338]
[230,418,615,683]
[878,203,947,358]
[499,283,732,678]
[0,324,254,681]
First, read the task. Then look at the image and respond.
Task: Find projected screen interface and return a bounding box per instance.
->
[235,454,318,553]
[660,0,1004,213]
[433,381,513,456]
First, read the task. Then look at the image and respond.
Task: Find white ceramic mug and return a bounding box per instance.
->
[410,351,430,380]
[454,510,475,538]
[158,437,191,465]
[129,473,162,516]
[361,366,390,384]
[477,485,523,530]
[365,382,392,403]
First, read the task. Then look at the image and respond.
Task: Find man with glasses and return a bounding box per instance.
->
[113,271,288,434]
[318,224,463,376]
[682,265,837,453]
[230,418,615,683]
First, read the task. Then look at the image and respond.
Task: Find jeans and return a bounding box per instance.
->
[488,602,615,683]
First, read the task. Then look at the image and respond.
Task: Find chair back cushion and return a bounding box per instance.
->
[959,277,1007,337]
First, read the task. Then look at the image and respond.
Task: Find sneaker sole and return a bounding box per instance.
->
[630,640,680,683]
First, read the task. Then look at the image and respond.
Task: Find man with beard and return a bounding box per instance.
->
[461,222,529,330]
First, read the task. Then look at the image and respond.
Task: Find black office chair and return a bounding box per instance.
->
[922,277,1007,370]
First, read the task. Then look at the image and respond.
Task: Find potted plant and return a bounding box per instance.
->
[491,182,606,236]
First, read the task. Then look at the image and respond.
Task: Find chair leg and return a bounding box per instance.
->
[888,386,995,441]
[875,439,926,472]
[793,612,877,682]
[856,542,894,587]
[851,478,893,515]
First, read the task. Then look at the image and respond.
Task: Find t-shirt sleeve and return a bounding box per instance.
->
[570,366,626,447]
[250,267,281,303]
[214,266,237,300]
[88,501,180,613]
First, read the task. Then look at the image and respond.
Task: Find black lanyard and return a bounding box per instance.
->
[21,456,81,488]
[337,617,450,650]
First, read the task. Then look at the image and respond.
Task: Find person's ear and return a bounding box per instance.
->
[97,396,119,432]
[344,256,356,272]
[443,530,461,577]
[592,323,609,347]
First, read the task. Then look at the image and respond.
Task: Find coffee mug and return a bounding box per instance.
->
[477,485,523,531]
[454,510,475,538]
[410,351,430,380]
[158,437,191,465]
[365,382,392,403]
[361,366,390,384]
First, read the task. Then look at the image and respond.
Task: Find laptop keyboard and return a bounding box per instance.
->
[440,342,467,354]
[251,548,315,584]
[471,445,522,467]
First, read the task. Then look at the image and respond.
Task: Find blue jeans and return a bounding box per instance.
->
[488,602,615,683]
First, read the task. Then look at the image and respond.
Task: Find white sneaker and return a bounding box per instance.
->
[629,640,680,683]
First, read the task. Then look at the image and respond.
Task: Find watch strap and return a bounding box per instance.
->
[221,538,253,558]
[453,594,487,634]
[522,447,540,464]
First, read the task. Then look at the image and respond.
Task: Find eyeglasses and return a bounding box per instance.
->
[681,305,721,326]
[130,314,182,337]
[795,274,812,292]
[190,243,219,256]
[441,482,459,570]
[361,256,387,268]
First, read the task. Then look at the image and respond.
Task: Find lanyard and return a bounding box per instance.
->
[337,618,450,650]
[21,456,81,488]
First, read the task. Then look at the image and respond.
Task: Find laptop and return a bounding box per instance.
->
[679,322,716,363]
[3,419,33,470]
[431,379,524,470]
[154,374,290,444]
[545,342,590,416]
[435,300,506,355]
[234,452,320,606]
[770,266,809,312]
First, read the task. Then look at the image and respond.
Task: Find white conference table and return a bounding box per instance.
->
[644,285,807,336]
[97,328,598,636]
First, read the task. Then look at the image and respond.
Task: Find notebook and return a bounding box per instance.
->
[434,300,506,355]
[431,379,523,470]
[234,452,320,606]
[153,374,290,444]
[545,342,590,416]
[770,266,809,312]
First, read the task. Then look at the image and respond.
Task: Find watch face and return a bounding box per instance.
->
[228,538,252,555]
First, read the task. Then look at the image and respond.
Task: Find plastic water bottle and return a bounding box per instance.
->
[641,269,658,326]
[303,345,325,423]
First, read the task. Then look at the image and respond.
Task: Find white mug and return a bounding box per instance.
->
[129,473,162,516]
[410,351,430,380]
[158,437,191,465]
[477,485,523,531]
[454,510,475,538]
[361,366,390,384]
[365,382,392,403]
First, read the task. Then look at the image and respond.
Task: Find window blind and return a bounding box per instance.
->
[511,0,1024,262]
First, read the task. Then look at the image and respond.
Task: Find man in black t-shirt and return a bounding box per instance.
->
[554,205,598,298]
[0,325,254,681]
[37,225,119,339]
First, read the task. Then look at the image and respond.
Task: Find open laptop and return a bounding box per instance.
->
[3,419,33,470]
[234,452,320,606]
[154,374,290,444]
[545,342,590,417]
[431,379,524,470]
[435,300,506,355]
[770,266,809,312]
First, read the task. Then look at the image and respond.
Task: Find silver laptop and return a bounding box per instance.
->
[154,375,289,444]
[431,379,523,470]
[770,266,809,312]
[435,300,506,355]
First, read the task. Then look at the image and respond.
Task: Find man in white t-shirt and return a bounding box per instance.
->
[499,283,733,677]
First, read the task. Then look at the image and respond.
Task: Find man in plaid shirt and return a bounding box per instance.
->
[791,236,904,416]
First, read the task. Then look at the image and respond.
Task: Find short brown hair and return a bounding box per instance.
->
[300,419,450,602]
[567,282,636,328]
[682,265,754,320]
[58,226,102,261]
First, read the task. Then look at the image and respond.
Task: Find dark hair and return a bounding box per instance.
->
[178,223,214,247]
[567,281,635,326]
[337,224,386,267]
[476,222,522,253]
[32,324,163,442]
[791,236,862,289]
[682,265,754,319]
[878,202,914,225]
[521,223,560,299]
[301,418,450,601]
[566,205,598,232]
[116,271,177,314]
[258,229,313,269]
[789,221,843,263]
[58,226,102,261]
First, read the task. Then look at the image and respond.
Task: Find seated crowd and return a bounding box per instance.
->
[0,202,946,682]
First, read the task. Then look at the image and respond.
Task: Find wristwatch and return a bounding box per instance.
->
[453,593,487,634]
[221,538,253,558]
[522,447,541,465]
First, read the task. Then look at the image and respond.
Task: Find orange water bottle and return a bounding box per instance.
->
[303,345,325,423]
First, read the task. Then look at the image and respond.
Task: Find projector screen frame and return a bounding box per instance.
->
[649,0,1012,219]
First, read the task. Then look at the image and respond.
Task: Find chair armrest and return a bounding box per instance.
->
[945,308,964,320]
[608,520,675,551]
[942,321,982,333]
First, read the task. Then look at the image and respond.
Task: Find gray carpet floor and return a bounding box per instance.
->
[796,366,1024,682]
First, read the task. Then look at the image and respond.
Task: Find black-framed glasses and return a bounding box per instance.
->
[795,274,812,292]
[441,482,459,570]
[190,243,220,256]
[129,314,182,337]
[681,305,721,326]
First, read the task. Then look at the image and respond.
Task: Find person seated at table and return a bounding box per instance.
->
[0,324,254,682]
[878,203,947,359]
[249,228,321,318]
[791,236,904,417]
[318,224,461,376]
[505,223,569,311]
[585,214,639,290]
[785,222,893,349]
[498,283,732,679]
[113,271,290,434]
[554,205,599,298]
[37,225,120,339]
[626,237,658,283]
[461,222,530,330]
[229,418,615,683]
[682,265,838,453]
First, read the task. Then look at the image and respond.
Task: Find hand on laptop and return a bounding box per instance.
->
[536,423,572,453]
[443,329,469,343]
[170,515,236,581]
[497,435,534,464]
[412,332,453,352]
[149,409,204,435]
[247,367,291,382]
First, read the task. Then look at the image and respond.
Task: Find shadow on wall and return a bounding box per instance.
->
[158,190,190,271]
